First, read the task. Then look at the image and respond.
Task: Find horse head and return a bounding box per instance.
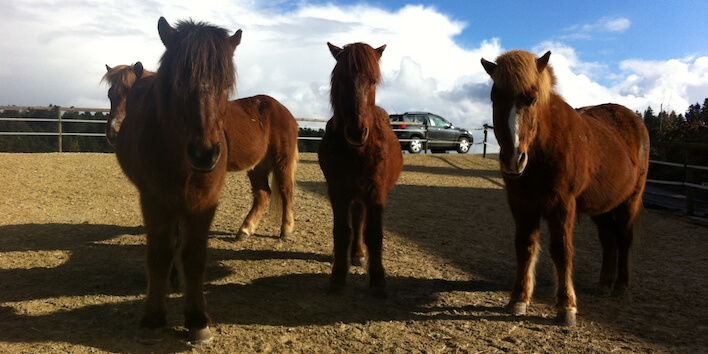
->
[481,50,554,178]
[103,62,153,146]
[328,42,386,147]
[157,17,242,173]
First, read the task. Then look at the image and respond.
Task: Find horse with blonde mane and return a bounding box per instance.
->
[481,50,649,326]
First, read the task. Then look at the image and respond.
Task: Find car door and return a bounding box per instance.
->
[426,114,453,148]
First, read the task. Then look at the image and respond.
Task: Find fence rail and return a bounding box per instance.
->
[0,105,499,154]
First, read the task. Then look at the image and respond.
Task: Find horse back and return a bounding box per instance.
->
[573,103,650,214]
[223,95,298,171]
[577,104,649,160]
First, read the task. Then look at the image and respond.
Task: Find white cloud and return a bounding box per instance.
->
[1,2,706,154]
[562,16,632,40]
[601,17,631,32]
[530,41,708,115]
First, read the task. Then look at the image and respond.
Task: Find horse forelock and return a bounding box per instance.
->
[492,50,555,104]
[102,65,137,92]
[158,20,236,99]
[330,43,381,112]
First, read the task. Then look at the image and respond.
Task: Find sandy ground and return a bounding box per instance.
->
[0,152,706,353]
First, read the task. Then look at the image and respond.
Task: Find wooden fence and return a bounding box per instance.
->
[1,106,705,215]
[645,142,708,216]
[0,105,498,154]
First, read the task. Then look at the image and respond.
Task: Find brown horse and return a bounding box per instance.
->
[481,50,649,326]
[115,17,241,344]
[104,64,298,240]
[102,62,155,145]
[318,42,403,298]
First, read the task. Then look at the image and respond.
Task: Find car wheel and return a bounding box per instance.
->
[408,137,423,154]
[456,137,470,154]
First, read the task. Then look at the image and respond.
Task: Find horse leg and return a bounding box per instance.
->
[548,201,578,326]
[591,213,618,296]
[612,198,641,297]
[364,202,386,299]
[328,196,352,295]
[137,198,176,344]
[273,155,295,240]
[350,202,367,266]
[507,206,541,316]
[179,206,217,344]
[236,163,271,240]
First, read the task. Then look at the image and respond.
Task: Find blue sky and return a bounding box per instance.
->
[1,0,707,152]
[305,1,708,61]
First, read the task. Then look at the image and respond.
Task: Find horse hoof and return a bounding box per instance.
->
[351,256,366,267]
[507,302,527,316]
[135,327,164,344]
[370,286,388,299]
[279,230,292,240]
[554,308,577,326]
[327,283,344,296]
[235,230,250,241]
[187,326,213,345]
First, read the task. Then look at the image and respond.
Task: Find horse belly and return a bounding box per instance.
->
[576,163,636,215]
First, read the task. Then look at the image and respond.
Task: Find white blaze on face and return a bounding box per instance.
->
[507,104,520,164]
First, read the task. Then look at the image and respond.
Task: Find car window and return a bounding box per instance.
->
[431,115,448,127]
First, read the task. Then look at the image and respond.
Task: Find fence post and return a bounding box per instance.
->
[56,106,62,153]
[483,124,489,158]
[423,121,428,154]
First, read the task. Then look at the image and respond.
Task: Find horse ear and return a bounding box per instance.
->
[375,44,386,57]
[157,17,178,49]
[229,29,242,52]
[481,58,496,76]
[105,64,112,72]
[537,51,551,73]
[327,42,343,59]
[134,62,144,79]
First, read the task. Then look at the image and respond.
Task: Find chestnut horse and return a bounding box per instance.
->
[481,50,649,326]
[115,17,241,344]
[102,62,154,145]
[318,42,403,298]
[104,64,298,240]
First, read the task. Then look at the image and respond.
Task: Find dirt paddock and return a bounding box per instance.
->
[0,153,706,353]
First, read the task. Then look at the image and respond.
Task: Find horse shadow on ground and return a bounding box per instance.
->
[297,162,707,351]
[0,222,537,352]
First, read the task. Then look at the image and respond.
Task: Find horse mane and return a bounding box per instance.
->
[102,65,137,89]
[491,50,556,104]
[330,43,382,109]
[157,19,236,99]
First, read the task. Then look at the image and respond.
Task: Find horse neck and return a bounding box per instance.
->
[534,93,582,154]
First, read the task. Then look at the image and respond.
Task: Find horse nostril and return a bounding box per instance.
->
[518,151,527,166]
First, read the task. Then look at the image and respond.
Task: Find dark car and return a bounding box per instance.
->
[389,112,473,153]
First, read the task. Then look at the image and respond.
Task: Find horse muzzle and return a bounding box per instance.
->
[344,126,369,147]
[187,141,221,173]
[499,151,527,178]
